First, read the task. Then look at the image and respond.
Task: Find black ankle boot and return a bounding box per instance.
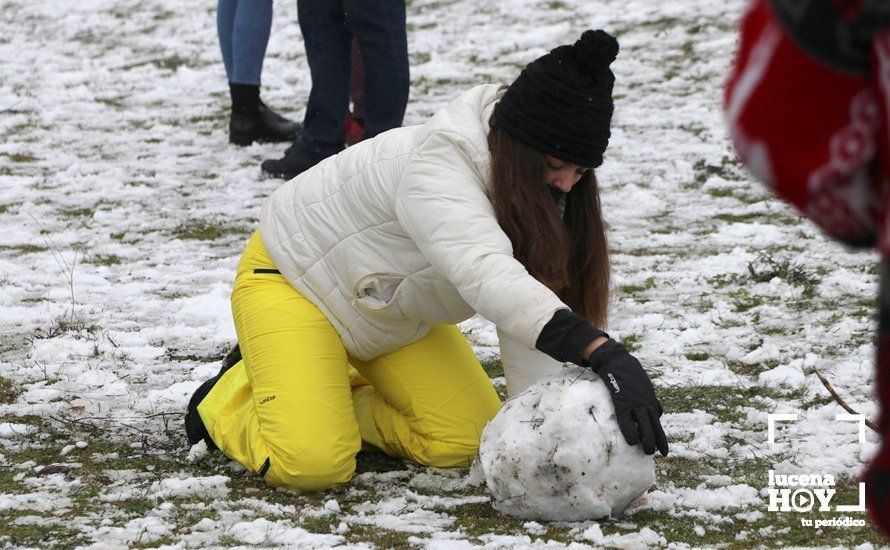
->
[228,83,301,146]
[260,140,339,180]
[184,344,242,449]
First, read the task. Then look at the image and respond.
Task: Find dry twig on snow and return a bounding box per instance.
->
[811,368,878,432]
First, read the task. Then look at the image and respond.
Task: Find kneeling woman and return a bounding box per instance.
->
[186,30,668,491]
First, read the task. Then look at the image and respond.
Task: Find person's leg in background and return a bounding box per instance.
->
[261,0,352,179]
[350,325,502,468]
[343,38,366,146]
[344,0,408,140]
[218,0,301,146]
[217,0,238,82]
[196,231,361,491]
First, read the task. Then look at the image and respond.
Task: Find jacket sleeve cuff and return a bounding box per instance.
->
[534,309,608,366]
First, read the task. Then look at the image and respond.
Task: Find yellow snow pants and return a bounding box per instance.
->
[197,231,502,491]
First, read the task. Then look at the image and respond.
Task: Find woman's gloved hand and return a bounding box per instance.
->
[583,339,669,456]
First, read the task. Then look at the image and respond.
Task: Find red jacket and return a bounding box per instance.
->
[726,0,890,535]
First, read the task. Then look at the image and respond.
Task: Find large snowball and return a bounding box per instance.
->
[478,367,656,521]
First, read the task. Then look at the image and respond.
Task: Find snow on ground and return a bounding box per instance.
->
[0,0,886,546]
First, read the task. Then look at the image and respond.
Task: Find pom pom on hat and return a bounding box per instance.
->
[493,29,619,167]
[573,30,619,75]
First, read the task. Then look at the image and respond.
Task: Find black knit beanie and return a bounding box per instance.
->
[492,30,619,167]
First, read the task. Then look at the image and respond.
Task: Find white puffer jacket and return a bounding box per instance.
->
[259,84,565,395]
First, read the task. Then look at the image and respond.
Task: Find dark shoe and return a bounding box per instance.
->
[260,141,333,180]
[229,103,301,146]
[185,344,243,449]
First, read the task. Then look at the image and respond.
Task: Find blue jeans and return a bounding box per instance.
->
[298,0,409,155]
[218,0,273,85]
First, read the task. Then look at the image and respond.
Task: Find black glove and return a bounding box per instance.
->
[584,339,669,457]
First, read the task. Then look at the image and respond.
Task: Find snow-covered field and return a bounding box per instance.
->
[0,0,886,547]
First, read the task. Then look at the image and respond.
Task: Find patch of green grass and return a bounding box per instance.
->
[747,253,820,287]
[354,450,409,475]
[620,276,656,294]
[406,21,439,32]
[626,16,681,33]
[339,523,414,547]
[72,29,104,44]
[88,253,123,266]
[152,55,189,71]
[734,192,767,205]
[165,347,228,363]
[713,212,761,223]
[757,324,796,336]
[691,297,714,313]
[480,358,503,379]
[2,152,39,163]
[0,244,48,254]
[121,54,190,72]
[0,336,21,355]
[127,119,153,131]
[729,288,766,313]
[613,247,670,257]
[620,333,642,352]
[31,314,100,340]
[410,51,432,65]
[802,393,836,409]
[96,96,126,109]
[171,220,247,241]
[0,512,90,549]
[684,351,709,362]
[188,111,228,124]
[706,274,736,288]
[650,225,680,235]
[678,123,707,140]
[660,384,805,423]
[655,455,725,486]
[0,415,197,547]
[726,358,781,377]
[693,156,743,185]
[658,385,746,424]
[152,9,176,21]
[705,187,735,199]
[450,500,530,538]
[0,375,18,404]
[0,204,10,215]
[58,206,94,219]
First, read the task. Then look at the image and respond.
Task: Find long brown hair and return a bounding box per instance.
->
[488,123,610,327]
